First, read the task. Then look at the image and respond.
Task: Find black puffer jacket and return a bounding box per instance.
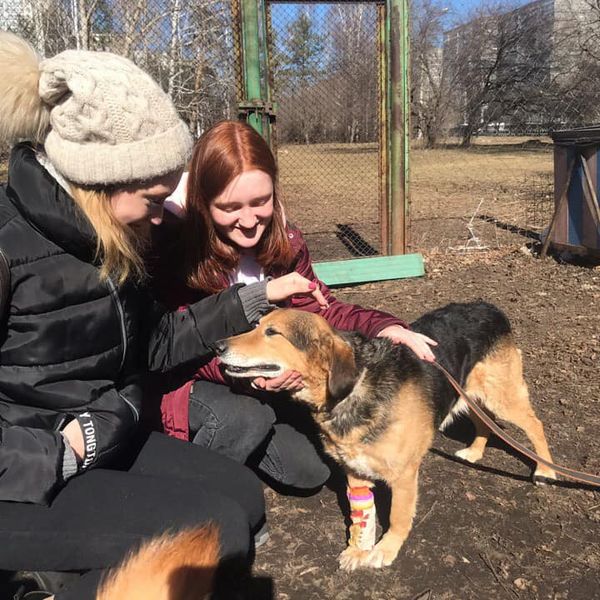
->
[0,144,252,505]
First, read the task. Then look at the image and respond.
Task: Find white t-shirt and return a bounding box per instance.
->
[229,254,264,285]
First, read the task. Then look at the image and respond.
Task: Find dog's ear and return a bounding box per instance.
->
[327,336,359,403]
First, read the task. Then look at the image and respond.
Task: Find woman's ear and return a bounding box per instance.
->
[327,336,358,403]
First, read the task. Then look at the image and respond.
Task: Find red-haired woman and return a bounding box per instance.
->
[150,120,437,492]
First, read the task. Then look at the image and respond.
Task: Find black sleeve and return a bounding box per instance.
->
[0,246,10,331]
[72,379,141,471]
[145,284,253,373]
[0,425,64,505]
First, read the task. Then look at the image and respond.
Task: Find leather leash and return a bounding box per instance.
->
[432,361,600,488]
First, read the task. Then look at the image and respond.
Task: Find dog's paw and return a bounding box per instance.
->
[363,536,401,569]
[533,467,557,485]
[454,447,483,464]
[338,546,371,571]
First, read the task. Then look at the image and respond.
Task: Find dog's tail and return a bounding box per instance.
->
[96,524,220,600]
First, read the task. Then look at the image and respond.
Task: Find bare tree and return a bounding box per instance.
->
[443,0,554,145]
[411,0,452,147]
[7,0,237,137]
[550,0,600,125]
[327,4,378,143]
[275,7,325,144]
[440,0,600,142]
[18,0,73,56]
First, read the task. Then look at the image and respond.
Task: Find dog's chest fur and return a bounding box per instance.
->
[331,444,381,480]
[319,421,391,481]
[317,386,435,483]
[314,344,435,481]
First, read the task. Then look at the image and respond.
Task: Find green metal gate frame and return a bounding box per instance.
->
[234,0,423,284]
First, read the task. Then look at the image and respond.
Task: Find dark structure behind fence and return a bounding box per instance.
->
[547,126,600,257]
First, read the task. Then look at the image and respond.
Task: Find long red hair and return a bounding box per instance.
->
[184,120,293,293]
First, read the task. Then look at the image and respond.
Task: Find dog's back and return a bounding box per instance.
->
[339,301,513,427]
[96,525,219,600]
[411,301,513,422]
[411,301,511,362]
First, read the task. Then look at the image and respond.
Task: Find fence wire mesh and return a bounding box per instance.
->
[1,0,599,259]
[0,0,239,166]
[269,1,383,261]
[409,0,599,253]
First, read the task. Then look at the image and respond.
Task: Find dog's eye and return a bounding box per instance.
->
[264,327,279,337]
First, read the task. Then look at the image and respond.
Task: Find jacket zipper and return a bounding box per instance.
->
[106,279,139,422]
[118,391,139,422]
[106,277,127,375]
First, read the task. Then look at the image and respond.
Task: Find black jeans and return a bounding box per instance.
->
[189,380,330,489]
[0,432,265,599]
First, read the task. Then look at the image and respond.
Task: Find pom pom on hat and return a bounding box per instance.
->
[0,32,50,145]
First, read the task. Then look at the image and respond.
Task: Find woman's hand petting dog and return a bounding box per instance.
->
[252,369,304,392]
[266,273,329,310]
[377,325,438,362]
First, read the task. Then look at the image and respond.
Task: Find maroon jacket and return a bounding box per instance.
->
[152,219,407,440]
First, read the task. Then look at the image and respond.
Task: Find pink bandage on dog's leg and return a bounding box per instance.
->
[347,485,377,551]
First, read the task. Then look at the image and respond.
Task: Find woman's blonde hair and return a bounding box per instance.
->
[69,185,147,286]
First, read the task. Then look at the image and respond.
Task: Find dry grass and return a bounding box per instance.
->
[411,136,553,216]
[0,137,555,256]
[278,142,380,231]
[278,136,555,256]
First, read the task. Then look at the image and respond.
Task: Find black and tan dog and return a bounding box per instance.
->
[216,301,556,570]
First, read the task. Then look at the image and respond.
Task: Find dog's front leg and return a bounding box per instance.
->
[338,474,377,571]
[362,462,420,569]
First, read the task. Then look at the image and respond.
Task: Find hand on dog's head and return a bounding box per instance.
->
[217,309,361,407]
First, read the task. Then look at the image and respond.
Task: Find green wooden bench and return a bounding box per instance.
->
[313,253,424,287]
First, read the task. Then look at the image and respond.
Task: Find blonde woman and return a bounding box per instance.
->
[0,34,325,600]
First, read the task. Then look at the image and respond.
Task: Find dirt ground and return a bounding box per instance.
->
[252,243,600,600]
[1,140,597,599]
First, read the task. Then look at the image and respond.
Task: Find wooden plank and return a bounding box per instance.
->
[580,154,600,228]
[541,156,576,258]
[313,253,424,287]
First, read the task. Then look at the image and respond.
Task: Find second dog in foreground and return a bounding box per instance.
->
[96,524,219,600]
[217,301,556,570]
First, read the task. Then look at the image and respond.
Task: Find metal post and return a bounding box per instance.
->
[240,0,263,135]
[378,3,390,255]
[261,0,275,149]
[388,0,410,255]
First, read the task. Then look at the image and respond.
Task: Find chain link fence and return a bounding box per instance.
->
[268,0,597,258]
[269,1,383,261]
[2,0,599,258]
[409,0,599,252]
[0,0,239,169]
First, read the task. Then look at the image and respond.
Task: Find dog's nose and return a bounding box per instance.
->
[214,339,227,356]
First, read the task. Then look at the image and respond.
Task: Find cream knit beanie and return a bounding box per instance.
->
[39,50,192,185]
[0,33,192,185]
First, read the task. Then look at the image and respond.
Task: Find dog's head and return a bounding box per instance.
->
[216,309,360,410]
